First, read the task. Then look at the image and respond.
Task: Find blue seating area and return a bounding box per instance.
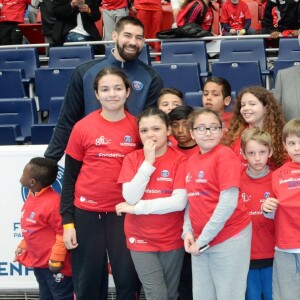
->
[0,36,298,145]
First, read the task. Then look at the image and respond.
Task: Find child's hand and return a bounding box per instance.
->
[63,228,78,250]
[188,242,201,256]
[116,202,135,216]
[143,140,156,165]
[13,247,24,262]
[183,232,195,253]
[263,197,279,213]
[48,260,63,273]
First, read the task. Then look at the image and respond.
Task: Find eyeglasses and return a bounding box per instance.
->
[192,125,222,135]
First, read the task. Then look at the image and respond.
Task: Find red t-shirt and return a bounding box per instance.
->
[186,144,250,246]
[65,110,140,212]
[0,0,31,23]
[241,170,275,260]
[272,162,300,249]
[18,188,71,276]
[101,0,128,10]
[220,0,251,30]
[118,146,187,251]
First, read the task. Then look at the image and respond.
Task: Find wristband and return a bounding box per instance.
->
[63,223,75,229]
[49,261,62,267]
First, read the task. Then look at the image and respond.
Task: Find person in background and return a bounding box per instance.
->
[132,0,164,54]
[169,105,197,300]
[184,107,251,299]
[241,128,275,300]
[176,0,214,33]
[101,0,129,41]
[116,107,187,300]
[274,65,300,122]
[157,87,184,146]
[261,0,299,41]
[169,105,198,156]
[61,67,141,300]
[0,0,31,45]
[38,0,56,49]
[15,157,73,300]
[220,0,257,35]
[223,86,286,169]
[202,76,233,130]
[157,87,184,114]
[52,0,103,54]
[44,16,163,162]
[262,118,300,300]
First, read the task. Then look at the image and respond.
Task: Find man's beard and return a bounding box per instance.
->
[116,42,142,61]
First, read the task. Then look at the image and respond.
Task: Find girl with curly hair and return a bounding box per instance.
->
[223,86,286,168]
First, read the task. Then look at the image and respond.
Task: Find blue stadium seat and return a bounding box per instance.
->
[161,41,210,81]
[105,44,152,65]
[0,98,38,144]
[184,91,203,108]
[277,38,300,60]
[35,68,74,112]
[219,39,271,88]
[48,46,94,68]
[31,97,64,145]
[0,69,28,98]
[152,63,202,94]
[211,61,263,94]
[0,48,40,81]
[0,125,22,145]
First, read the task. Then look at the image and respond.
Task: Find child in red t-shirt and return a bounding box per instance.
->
[223,86,286,169]
[116,107,187,300]
[262,118,300,300]
[15,157,73,300]
[157,87,184,146]
[184,107,251,299]
[220,0,257,35]
[61,67,141,299]
[241,128,275,300]
[202,76,233,131]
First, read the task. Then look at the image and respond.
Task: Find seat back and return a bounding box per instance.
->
[0,48,40,79]
[0,125,21,145]
[48,97,64,124]
[0,98,38,143]
[152,63,202,94]
[35,68,74,112]
[0,69,27,98]
[31,124,56,145]
[219,39,268,73]
[48,46,94,68]
[278,38,300,60]
[105,44,152,65]
[211,61,263,93]
[161,41,209,77]
[184,91,203,108]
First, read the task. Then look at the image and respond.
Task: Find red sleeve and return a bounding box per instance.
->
[242,2,252,19]
[118,152,139,184]
[220,2,230,23]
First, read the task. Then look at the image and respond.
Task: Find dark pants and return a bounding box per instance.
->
[72,208,140,300]
[33,268,73,300]
[178,252,193,300]
[0,22,23,45]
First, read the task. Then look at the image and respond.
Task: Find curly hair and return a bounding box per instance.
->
[223,86,286,167]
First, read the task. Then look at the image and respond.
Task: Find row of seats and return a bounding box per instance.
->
[0,97,63,145]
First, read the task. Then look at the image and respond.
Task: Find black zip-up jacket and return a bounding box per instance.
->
[262,0,300,32]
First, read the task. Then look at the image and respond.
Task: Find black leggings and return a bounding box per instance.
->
[71,208,140,300]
